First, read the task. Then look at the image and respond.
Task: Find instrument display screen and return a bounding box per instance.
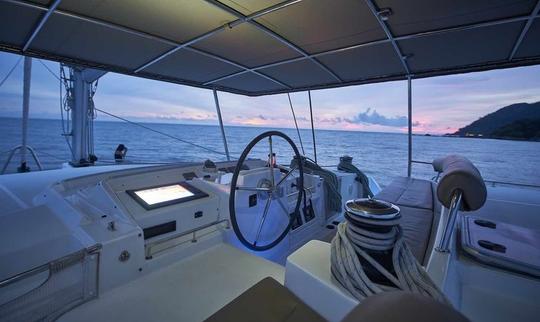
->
[127,182,208,210]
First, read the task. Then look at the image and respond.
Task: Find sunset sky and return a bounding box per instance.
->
[1,51,539,134]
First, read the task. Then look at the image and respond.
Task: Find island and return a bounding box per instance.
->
[450,102,540,141]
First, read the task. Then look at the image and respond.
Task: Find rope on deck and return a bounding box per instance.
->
[331,213,447,303]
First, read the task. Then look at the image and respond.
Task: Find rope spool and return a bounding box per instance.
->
[331,198,447,303]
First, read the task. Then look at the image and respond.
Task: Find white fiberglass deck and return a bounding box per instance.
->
[58,243,284,322]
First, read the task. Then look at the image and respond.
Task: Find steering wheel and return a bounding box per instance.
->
[229,131,304,251]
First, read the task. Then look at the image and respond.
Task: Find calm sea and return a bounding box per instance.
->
[1,117,539,187]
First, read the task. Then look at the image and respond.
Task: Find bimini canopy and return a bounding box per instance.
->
[1,0,539,96]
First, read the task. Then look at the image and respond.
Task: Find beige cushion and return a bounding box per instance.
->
[398,206,434,262]
[204,277,326,322]
[376,177,433,210]
[342,291,470,322]
[376,177,435,263]
[436,155,487,211]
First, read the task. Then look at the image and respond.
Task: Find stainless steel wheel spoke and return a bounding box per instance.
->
[268,136,275,187]
[254,197,272,246]
[236,186,271,192]
[276,165,298,187]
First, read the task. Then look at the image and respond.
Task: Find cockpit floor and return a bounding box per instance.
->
[58,243,285,322]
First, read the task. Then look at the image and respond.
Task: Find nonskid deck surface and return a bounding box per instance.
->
[472,184,540,229]
[58,243,285,322]
[446,184,540,322]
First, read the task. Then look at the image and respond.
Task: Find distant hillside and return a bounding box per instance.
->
[453,102,540,140]
[491,118,540,140]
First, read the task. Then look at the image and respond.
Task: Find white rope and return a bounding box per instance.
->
[331,220,448,303]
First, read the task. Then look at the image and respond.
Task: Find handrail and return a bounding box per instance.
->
[411,159,432,165]
[1,145,43,174]
[0,244,101,288]
[484,180,540,189]
[411,159,540,189]
[145,219,230,259]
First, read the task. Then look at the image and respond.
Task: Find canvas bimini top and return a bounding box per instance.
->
[1,0,539,96]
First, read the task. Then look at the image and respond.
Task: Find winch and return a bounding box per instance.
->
[331,197,447,303]
[343,198,400,286]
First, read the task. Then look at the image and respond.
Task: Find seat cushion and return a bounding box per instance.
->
[204,277,326,322]
[375,177,436,263]
[342,291,470,322]
[399,206,434,262]
[376,177,433,210]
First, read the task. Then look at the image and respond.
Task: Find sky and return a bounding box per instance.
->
[1,51,539,134]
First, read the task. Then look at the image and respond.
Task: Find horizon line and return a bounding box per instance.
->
[0,115,434,136]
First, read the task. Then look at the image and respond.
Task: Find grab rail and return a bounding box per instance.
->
[1,145,43,174]
[410,159,432,165]
[0,244,101,288]
[145,219,230,259]
[0,244,101,322]
[411,159,540,189]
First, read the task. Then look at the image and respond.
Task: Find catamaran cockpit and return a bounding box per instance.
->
[1,1,540,322]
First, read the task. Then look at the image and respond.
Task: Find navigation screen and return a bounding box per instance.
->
[134,184,194,205]
[127,182,208,210]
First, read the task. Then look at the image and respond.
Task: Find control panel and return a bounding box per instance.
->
[104,165,222,245]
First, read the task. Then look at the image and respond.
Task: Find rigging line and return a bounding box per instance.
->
[37,59,60,81]
[35,149,71,161]
[94,107,231,158]
[0,149,14,156]
[59,65,74,159]
[0,56,23,89]
[287,93,305,155]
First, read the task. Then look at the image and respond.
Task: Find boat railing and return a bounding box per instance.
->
[411,159,540,189]
[1,145,43,174]
[0,244,101,321]
[145,219,230,259]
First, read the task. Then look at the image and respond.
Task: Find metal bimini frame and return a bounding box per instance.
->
[7,0,540,176]
[8,0,539,96]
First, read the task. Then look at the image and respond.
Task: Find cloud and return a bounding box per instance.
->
[345,108,419,127]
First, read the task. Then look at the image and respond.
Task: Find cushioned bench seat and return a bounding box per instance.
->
[375,177,437,263]
[375,177,434,210]
[398,206,434,262]
[204,277,326,322]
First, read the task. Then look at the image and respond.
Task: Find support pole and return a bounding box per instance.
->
[287,93,305,155]
[407,76,413,177]
[71,68,90,166]
[436,190,463,252]
[308,90,317,164]
[213,89,230,161]
[18,56,32,173]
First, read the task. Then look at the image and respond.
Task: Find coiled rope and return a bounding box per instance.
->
[330,208,447,303]
[291,156,342,213]
[337,155,373,198]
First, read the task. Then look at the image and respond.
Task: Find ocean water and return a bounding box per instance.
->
[1,117,539,187]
